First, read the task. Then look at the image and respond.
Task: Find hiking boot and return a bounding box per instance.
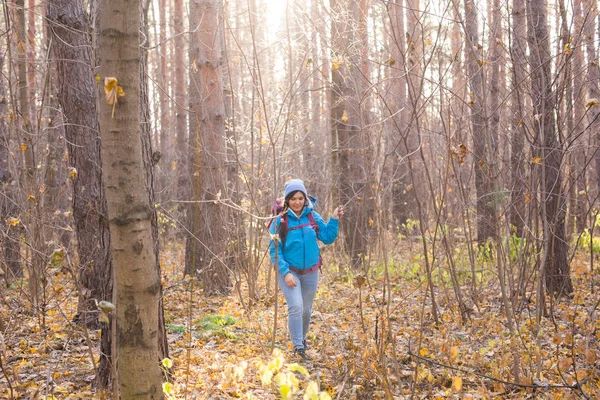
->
[302,339,309,350]
[294,347,309,362]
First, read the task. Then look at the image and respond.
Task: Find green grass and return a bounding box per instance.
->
[166,324,187,334]
[196,314,240,339]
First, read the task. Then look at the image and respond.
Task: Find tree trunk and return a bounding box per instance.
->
[27,0,37,122]
[584,0,600,195]
[0,53,22,282]
[46,0,115,388]
[389,0,412,228]
[185,0,232,295]
[16,0,43,308]
[527,0,573,297]
[569,0,586,235]
[140,0,169,362]
[174,0,188,205]
[509,0,528,237]
[330,0,368,268]
[98,0,164,396]
[487,0,501,183]
[463,0,497,245]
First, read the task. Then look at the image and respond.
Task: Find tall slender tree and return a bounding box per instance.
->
[330,0,369,268]
[463,0,497,245]
[569,0,586,235]
[389,0,412,227]
[0,53,22,282]
[584,1,600,194]
[174,0,188,205]
[527,0,573,297]
[509,0,528,237]
[46,0,115,387]
[185,0,232,294]
[98,0,164,395]
[16,0,43,307]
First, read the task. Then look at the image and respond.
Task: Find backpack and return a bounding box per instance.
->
[269,197,319,246]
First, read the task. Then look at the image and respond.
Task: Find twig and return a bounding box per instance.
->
[335,368,350,400]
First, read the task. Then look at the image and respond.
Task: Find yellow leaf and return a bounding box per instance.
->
[279,384,291,400]
[452,376,462,392]
[388,58,396,66]
[449,346,459,359]
[68,167,78,180]
[95,74,101,83]
[104,77,126,118]
[28,195,37,205]
[162,382,173,395]
[368,219,374,227]
[258,362,273,386]
[525,193,531,203]
[532,157,542,164]
[585,98,599,107]
[419,347,428,357]
[288,363,309,377]
[304,381,319,399]
[564,43,571,54]
[161,358,173,369]
[7,217,20,226]
[332,59,340,70]
[341,110,348,123]
[21,144,26,151]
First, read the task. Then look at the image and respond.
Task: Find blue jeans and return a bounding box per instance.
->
[277,269,319,350]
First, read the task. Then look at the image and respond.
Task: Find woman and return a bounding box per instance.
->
[269,179,344,361]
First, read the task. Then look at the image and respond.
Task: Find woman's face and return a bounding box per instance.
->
[288,192,306,214]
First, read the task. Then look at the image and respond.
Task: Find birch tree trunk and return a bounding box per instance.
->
[98,0,164,396]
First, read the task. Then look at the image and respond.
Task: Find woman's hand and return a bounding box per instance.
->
[332,205,345,220]
[284,273,297,287]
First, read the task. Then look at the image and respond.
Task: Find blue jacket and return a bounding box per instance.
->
[269,200,339,276]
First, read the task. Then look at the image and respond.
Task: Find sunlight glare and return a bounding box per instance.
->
[262,0,288,42]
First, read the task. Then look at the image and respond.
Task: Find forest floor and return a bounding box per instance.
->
[0,239,599,399]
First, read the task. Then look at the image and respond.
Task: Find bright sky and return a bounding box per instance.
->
[262,0,288,45]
